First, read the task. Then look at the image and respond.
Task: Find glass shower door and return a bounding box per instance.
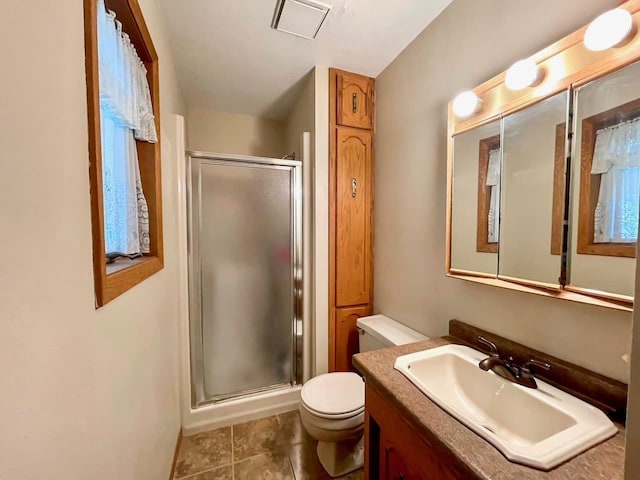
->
[187,154,302,406]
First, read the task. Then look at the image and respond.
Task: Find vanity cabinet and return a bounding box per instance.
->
[330,68,375,373]
[336,70,374,129]
[366,383,464,480]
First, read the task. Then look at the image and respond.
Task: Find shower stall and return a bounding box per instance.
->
[186,151,303,407]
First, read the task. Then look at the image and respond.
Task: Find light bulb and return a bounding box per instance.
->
[453,91,481,118]
[505,59,541,91]
[584,8,634,51]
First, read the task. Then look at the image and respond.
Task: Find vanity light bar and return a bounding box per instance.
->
[584,8,634,52]
[451,6,638,119]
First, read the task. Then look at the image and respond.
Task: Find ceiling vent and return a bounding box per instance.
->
[271,0,332,40]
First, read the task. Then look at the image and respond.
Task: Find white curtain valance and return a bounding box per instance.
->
[487,148,501,244]
[97,0,157,143]
[591,119,640,243]
[591,118,640,174]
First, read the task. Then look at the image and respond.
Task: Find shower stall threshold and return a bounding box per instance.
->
[182,384,302,435]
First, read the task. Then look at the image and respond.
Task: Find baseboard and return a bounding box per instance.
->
[169,428,183,480]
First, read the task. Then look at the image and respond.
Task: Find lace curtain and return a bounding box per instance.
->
[486,148,501,243]
[591,118,640,243]
[97,0,157,255]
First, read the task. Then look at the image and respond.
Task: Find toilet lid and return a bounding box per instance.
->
[301,372,364,417]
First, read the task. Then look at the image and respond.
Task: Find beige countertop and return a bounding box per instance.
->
[353,336,625,480]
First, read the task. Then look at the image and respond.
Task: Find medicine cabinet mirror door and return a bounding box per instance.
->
[450,119,501,278]
[568,60,640,301]
[498,91,569,289]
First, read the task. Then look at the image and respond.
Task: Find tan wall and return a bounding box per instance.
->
[625,253,640,479]
[187,107,286,158]
[0,0,186,478]
[374,0,631,382]
[285,71,316,159]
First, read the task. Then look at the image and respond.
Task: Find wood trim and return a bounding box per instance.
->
[445,104,455,273]
[496,274,561,292]
[169,428,183,480]
[446,271,633,312]
[564,284,634,305]
[84,0,164,307]
[551,123,566,255]
[476,135,500,253]
[577,98,640,258]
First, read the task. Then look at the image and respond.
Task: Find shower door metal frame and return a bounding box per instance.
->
[186,151,303,407]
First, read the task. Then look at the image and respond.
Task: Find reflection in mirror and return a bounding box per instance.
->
[499,91,568,287]
[451,120,501,276]
[570,60,640,299]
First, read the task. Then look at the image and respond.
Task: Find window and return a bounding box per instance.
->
[84,0,163,306]
[477,135,500,253]
[577,99,640,259]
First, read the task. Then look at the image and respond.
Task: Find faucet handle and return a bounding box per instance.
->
[522,358,551,374]
[478,336,499,357]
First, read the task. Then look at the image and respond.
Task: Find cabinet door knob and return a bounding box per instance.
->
[352,178,357,198]
[352,92,358,113]
[395,474,404,480]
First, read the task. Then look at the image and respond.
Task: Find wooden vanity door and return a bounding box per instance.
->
[335,127,372,307]
[337,71,374,129]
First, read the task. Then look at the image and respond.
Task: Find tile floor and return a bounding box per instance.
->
[174,411,364,480]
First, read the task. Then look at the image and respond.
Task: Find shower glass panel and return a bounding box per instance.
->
[187,153,302,407]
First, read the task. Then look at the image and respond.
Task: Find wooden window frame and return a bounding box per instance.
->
[476,135,500,253]
[83,0,163,307]
[576,98,640,259]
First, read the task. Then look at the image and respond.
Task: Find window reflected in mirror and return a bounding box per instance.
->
[570,60,640,299]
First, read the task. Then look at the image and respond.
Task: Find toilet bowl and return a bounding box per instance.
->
[299,314,428,477]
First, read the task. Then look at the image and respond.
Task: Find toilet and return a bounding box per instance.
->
[299,314,428,477]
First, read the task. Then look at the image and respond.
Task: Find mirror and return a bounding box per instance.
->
[568,60,640,299]
[499,91,568,287]
[451,119,501,277]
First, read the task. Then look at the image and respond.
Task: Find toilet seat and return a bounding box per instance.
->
[301,372,364,419]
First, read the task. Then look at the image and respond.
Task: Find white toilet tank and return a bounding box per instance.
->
[356,314,428,353]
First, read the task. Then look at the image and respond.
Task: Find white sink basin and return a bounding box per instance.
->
[394,344,617,470]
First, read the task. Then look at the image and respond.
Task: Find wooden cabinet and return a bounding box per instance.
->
[336,128,372,307]
[329,68,375,373]
[366,384,464,480]
[337,71,374,129]
[335,305,371,372]
[380,432,422,480]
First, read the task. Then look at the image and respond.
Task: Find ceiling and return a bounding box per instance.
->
[157,0,453,120]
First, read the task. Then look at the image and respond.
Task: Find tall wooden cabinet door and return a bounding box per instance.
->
[336,127,372,307]
[335,305,371,372]
[337,71,374,129]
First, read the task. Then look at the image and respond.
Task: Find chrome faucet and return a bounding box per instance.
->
[477,336,551,389]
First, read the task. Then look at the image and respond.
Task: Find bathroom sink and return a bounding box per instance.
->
[393,344,617,470]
